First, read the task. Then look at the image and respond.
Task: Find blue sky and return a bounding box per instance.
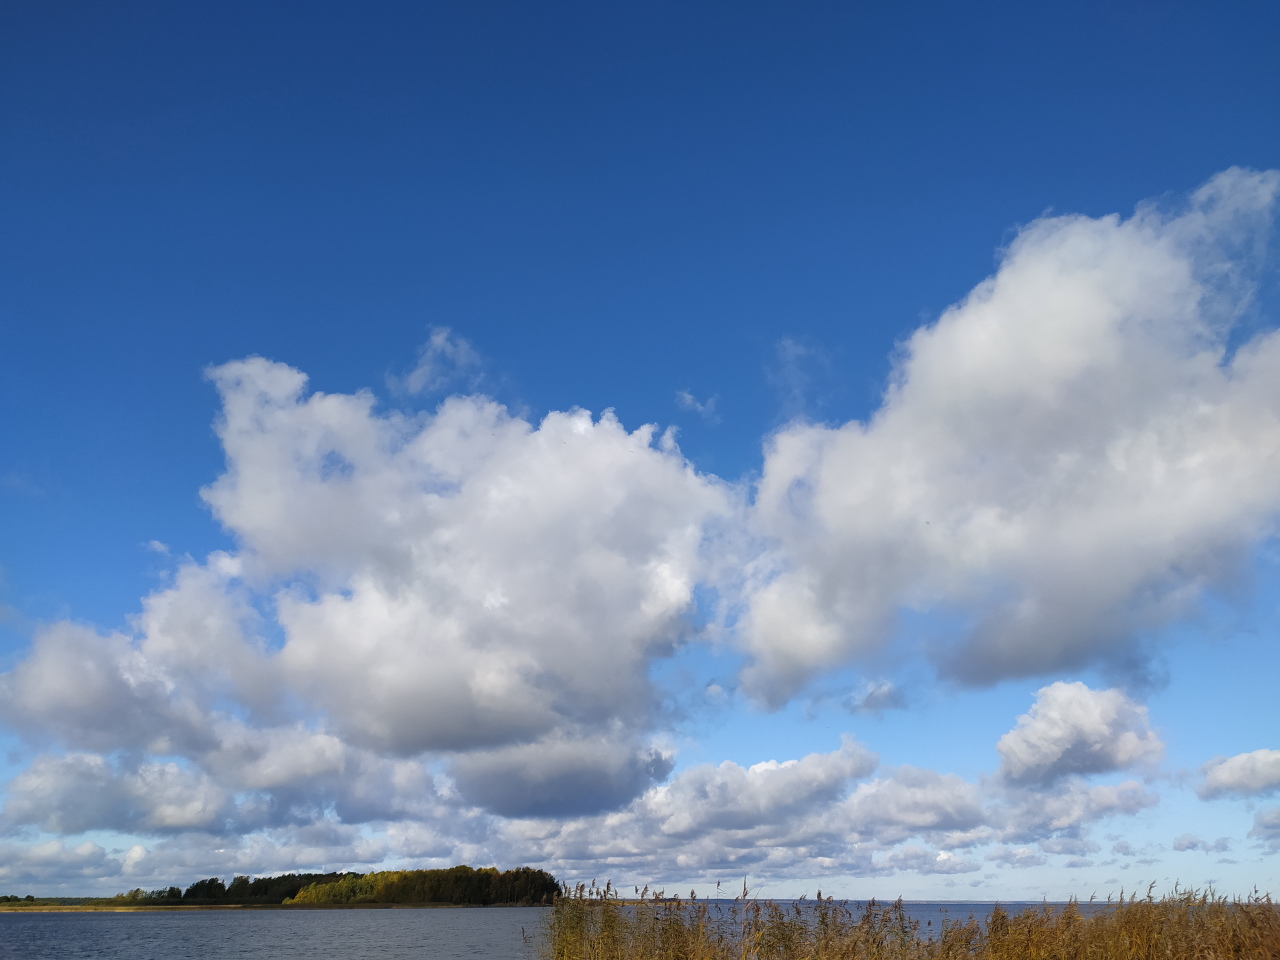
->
[2,1,1280,899]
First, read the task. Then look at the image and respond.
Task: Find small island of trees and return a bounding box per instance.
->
[101,864,559,907]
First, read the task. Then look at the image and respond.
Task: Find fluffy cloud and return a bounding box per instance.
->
[0,622,215,756]
[2,754,229,834]
[740,168,1280,702]
[970,685,1160,860]
[132,560,279,715]
[996,779,1157,846]
[1198,749,1280,798]
[843,767,986,845]
[646,736,876,837]
[996,682,1163,785]
[0,356,737,852]
[204,360,729,782]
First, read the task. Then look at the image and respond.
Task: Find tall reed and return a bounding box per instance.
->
[545,881,1280,959]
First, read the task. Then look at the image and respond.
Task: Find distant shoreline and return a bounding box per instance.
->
[0,865,562,913]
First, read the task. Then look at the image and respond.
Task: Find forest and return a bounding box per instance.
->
[108,865,559,906]
[285,865,560,906]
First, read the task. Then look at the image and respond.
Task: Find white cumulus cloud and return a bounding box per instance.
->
[740,168,1280,703]
[2,754,229,834]
[197,358,732,813]
[996,682,1163,785]
[1198,749,1280,798]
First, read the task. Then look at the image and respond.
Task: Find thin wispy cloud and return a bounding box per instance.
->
[843,680,905,716]
[675,390,720,424]
[765,336,831,422]
[393,326,485,397]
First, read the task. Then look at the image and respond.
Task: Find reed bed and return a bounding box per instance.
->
[546,882,1280,960]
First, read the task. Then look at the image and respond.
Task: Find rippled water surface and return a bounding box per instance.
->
[0,906,548,960]
[0,900,1090,957]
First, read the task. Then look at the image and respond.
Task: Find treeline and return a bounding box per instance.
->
[0,895,35,903]
[114,872,354,905]
[286,865,559,906]
[111,865,559,906]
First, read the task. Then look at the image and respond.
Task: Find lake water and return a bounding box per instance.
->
[0,907,549,960]
[0,901,1078,958]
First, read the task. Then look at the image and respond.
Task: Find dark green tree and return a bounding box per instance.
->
[182,877,226,901]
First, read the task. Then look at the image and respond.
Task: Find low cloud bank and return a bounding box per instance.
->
[0,682,1166,889]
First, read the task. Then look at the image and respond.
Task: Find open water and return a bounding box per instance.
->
[0,906,548,960]
[0,901,1077,959]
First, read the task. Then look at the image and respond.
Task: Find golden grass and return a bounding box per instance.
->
[546,882,1280,959]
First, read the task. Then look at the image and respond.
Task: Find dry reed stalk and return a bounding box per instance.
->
[545,882,1280,960]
